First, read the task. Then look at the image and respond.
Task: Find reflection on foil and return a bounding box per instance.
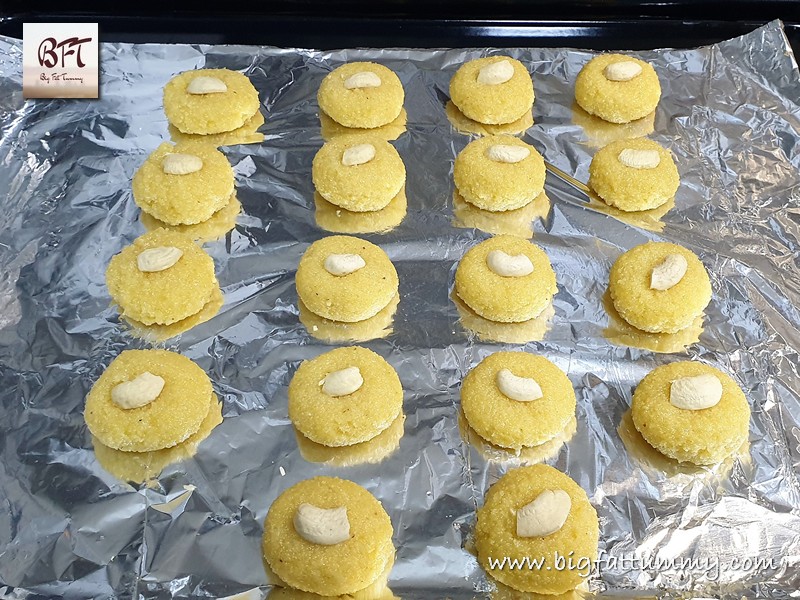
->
[453,291,554,343]
[320,108,407,142]
[315,189,407,234]
[446,101,534,137]
[123,286,225,342]
[169,110,266,146]
[141,193,242,244]
[452,190,551,239]
[571,103,656,148]
[299,294,398,343]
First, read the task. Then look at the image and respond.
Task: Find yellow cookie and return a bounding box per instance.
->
[132,141,234,225]
[163,68,260,135]
[455,235,557,323]
[262,476,395,596]
[631,361,750,465]
[575,54,661,124]
[589,138,679,212]
[141,193,241,244]
[608,241,711,334]
[454,136,545,212]
[461,352,576,450]
[314,188,406,235]
[475,464,599,594]
[312,134,406,212]
[450,56,534,125]
[106,228,218,326]
[318,62,405,129]
[296,235,399,323]
[84,349,213,452]
[288,346,403,447]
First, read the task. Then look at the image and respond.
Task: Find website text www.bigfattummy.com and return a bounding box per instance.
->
[486,551,782,581]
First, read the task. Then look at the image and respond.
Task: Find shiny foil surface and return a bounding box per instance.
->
[1,20,800,599]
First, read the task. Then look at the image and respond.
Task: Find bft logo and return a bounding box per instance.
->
[23,23,99,99]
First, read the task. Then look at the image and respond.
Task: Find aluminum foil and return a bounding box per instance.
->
[1,20,800,599]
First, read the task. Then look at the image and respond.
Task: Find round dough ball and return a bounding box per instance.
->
[589,138,679,212]
[85,349,213,452]
[312,134,406,212]
[106,228,218,326]
[609,241,711,334]
[296,235,399,323]
[318,62,405,129]
[453,136,545,212]
[461,352,576,450]
[132,141,235,225]
[450,56,534,125]
[455,235,557,323]
[575,54,661,124]
[631,361,750,464]
[262,476,394,596]
[163,68,260,135]
[288,346,403,447]
[475,464,599,594]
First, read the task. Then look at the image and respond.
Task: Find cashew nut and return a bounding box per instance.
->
[486,144,531,164]
[342,143,376,166]
[320,366,364,397]
[324,253,366,276]
[669,374,723,410]
[111,372,165,409]
[516,489,572,538]
[486,250,534,277]
[496,368,543,402]
[162,153,203,175]
[137,246,184,273]
[186,76,228,94]
[603,60,643,82]
[650,253,688,291]
[344,71,382,89]
[618,148,661,170]
[293,503,351,545]
[477,59,515,85]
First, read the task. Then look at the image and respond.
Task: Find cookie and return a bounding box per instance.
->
[312,134,406,212]
[320,108,407,142]
[575,54,661,124]
[475,464,599,594]
[163,68,260,135]
[455,235,557,323]
[314,188,406,235]
[454,136,546,212]
[262,476,394,596]
[141,193,241,244]
[608,241,711,334]
[461,352,576,450]
[132,141,235,225]
[450,56,534,125]
[169,110,265,146]
[296,235,399,323]
[589,138,679,212]
[288,346,403,447]
[317,62,404,129]
[84,349,213,453]
[106,228,219,326]
[631,361,750,465]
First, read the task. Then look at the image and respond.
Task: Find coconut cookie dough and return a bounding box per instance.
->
[106,228,220,326]
[461,352,576,451]
[589,138,679,212]
[455,235,557,323]
[132,141,235,225]
[163,68,260,135]
[318,62,405,129]
[454,136,546,212]
[85,349,214,453]
[262,476,395,596]
[475,464,599,594]
[288,346,403,447]
[450,56,534,125]
[608,241,711,334]
[312,135,406,213]
[575,54,661,124]
[296,235,399,323]
[631,361,750,465]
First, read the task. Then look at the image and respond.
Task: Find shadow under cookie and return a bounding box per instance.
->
[453,291,554,344]
[452,189,550,239]
[141,193,241,244]
[299,293,398,343]
[445,101,533,136]
[319,108,407,142]
[602,289,703,354]
[123,285,224,342]
[315,189,406,234]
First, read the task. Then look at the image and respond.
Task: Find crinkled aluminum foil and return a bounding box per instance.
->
[1,20,800,600]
